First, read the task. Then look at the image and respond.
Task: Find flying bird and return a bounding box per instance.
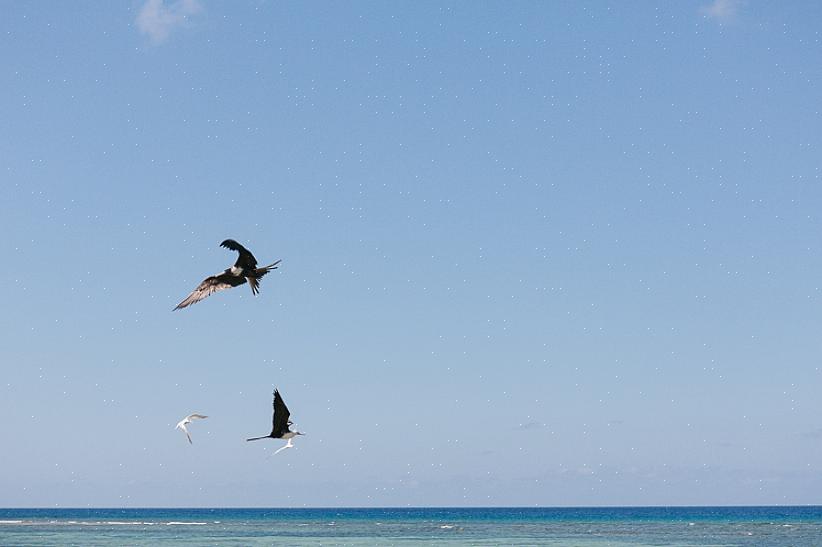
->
[247,389,304,454]
[175,413,208,444]
[174,239,281,310]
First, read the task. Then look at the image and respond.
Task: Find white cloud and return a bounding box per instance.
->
[700,0,742,21]
[136,0,202,45]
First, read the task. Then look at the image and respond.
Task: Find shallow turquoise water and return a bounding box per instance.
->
[1,507,820,546]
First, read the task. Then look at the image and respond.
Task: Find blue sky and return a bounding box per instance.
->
[1,1,821,507]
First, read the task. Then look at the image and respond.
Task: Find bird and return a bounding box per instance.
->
[175,413,208,444]
[174,239,281,310]
[246,389,304,454]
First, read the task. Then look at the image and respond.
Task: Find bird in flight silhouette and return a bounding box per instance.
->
[174,239,281,310]
[246,389,304,454]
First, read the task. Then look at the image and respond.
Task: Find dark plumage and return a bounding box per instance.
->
[174,239,281,310]
[246,389,304,450]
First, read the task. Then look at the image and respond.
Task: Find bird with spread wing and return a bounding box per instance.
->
[174,239,281,310]
[247,389,304,454]
[175,413,208,444]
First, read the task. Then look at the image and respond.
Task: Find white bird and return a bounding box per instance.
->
[175,414,208,444]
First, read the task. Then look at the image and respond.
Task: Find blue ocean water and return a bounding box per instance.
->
[0,506,820,546]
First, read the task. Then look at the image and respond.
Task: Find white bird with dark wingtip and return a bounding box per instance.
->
[247,389,304,455]
[175,413,208,444]
[174,239,281,310]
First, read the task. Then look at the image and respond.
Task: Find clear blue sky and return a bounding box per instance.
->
[1,1,821,507]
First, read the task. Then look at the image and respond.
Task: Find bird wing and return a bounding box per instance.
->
[271,389,291,437]
[186,414,208,421]
[173,273,247,310]
[221,239,258,270]
[273,439,293,455]
[177,422,192,443]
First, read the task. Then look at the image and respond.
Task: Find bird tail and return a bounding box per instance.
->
[246,436,269,442]
[255,260,281,278]
[248,260,281,295]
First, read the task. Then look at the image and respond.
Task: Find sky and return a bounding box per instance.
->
[1,1,821,508]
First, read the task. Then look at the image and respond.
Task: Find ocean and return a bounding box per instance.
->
[0,506,820,546]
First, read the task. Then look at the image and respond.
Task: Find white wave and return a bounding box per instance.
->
[0,520,23,524]
[166,521,208,526]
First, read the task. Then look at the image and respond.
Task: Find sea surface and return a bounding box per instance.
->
[0,506,820,546]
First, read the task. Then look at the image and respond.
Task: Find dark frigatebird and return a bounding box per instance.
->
[246,389,304,454]
[174,239,281,310]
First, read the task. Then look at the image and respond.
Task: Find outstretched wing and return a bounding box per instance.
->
[221,239,258,270]
[174,273,247,310]
[186,414,208,421]
[271,389,291,437]
[177,423,192,444]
